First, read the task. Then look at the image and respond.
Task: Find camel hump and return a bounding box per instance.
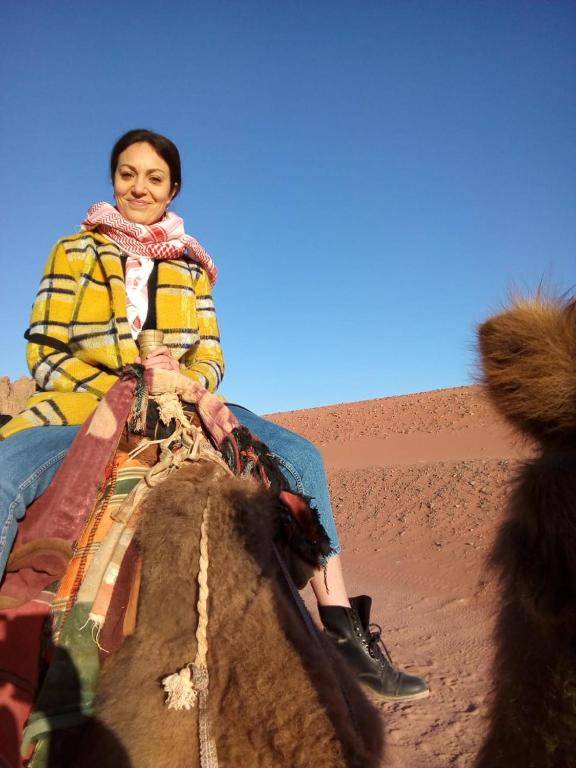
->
[478,295,576,441]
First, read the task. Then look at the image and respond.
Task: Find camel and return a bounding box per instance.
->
[475,295,576,767]
[33,460,383,768]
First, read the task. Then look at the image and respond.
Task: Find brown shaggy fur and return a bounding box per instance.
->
[63,462,382,767]
[475,296,576,767]
[478,295,576,443]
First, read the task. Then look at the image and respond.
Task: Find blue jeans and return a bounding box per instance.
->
[0,425,81,578]
[227,405,341,554]
[0,408,340,578]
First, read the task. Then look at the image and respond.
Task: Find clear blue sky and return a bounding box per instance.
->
[1,1,574,413]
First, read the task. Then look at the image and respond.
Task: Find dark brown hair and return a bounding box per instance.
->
[110,129,182,197]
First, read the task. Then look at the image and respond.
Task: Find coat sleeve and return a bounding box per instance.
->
[179,268,225,393]
[26,240,119,398]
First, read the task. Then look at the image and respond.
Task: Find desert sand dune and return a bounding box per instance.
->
[270,385,531,768]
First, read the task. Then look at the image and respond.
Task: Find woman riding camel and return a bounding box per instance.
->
[0,128,428,702]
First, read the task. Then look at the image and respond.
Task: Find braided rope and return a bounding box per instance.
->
[161,492,218,766]
[126,387,227,765]
[194,496,210,668]
[195,495,219,768]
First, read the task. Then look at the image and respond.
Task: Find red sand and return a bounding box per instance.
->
[268,385,531,768]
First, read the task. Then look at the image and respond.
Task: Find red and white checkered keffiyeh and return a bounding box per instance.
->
[81,201,217,284]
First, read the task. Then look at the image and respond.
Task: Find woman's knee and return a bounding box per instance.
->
[270,433,326,497]
[282,433,324,482]
[0,426,78,519]
[271,428,322,471]
[227,405,326,491]
[0,426,78,576]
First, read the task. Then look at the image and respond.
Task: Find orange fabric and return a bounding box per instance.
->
[50,450,147,634]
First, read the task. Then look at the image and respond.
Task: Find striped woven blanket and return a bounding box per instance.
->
[23,448,152,765]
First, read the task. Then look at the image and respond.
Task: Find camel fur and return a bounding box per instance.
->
[475,295,576,768]
[56,460,382,768]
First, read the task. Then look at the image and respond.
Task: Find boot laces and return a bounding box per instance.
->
[367,623,394,666]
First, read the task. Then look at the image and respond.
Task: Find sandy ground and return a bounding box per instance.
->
[268,385,531,768]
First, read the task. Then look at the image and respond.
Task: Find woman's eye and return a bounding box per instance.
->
[121,172,133,179]
[150,177,162,184]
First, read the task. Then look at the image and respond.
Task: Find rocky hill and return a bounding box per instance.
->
[0,376,34,416]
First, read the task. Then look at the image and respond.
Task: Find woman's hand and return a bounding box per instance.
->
[137,345,180,372]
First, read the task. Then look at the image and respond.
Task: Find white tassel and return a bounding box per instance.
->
[162,665,198,711]
[77,615,108,653]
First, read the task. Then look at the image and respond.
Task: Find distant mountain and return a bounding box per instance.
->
[0,376,34,416]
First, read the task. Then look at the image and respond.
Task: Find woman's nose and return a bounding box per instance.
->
[132,176,147,196]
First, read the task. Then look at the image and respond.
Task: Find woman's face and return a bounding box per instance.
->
[113,141,177,225]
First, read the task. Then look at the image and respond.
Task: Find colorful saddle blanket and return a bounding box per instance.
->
[0,368,332,766]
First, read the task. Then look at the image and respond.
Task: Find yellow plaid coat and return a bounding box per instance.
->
[0,231,224,439]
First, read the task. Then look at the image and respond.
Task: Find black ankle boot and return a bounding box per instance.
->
[319,595,429,701]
